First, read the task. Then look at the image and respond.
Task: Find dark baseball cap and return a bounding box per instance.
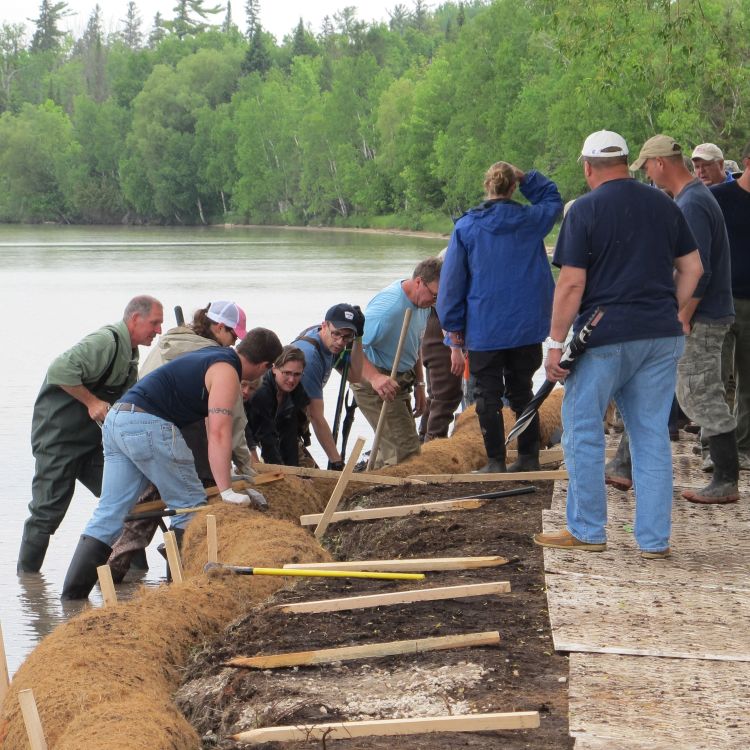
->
[325,303,358,331]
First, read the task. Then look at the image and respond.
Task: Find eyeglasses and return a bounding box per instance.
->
[278,369,303,379]
[422,279,439,301]
[329,328,355,344]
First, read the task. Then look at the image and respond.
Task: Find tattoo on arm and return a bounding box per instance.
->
[208,407,233,415]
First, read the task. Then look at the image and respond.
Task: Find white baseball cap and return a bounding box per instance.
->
[206,301,248,340]
[691,143,724,162]
[580,130,629,160]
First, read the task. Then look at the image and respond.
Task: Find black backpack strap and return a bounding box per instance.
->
[292,326,324,358]
[88,328,120,391]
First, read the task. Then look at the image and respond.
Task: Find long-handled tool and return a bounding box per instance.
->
[203,562,425,581]
[367,308,413,470]
[340,389,357,461]
[174,305,185,326]
[445,486,538,502]
[505,307,605,446]
[331,350,350,445]
[124,506,205,522]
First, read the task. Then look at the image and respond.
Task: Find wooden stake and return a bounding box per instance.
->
[227,630,500,670]
[255,463,426,486]
[18,689,48,750]
[96,565,118,607]
[251,471,285,486]
[284,556,508,572]
[0,621,9,706]
[231,711,540,743]
[367,307,413,471]
[276,581,511,614]
[206,515,218,564]
[406,469,569,483]
[314,437,365,539]
[163,530,183,584]
[301,498,485,526]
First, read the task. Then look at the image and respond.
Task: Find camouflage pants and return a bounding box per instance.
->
[677,320,736,438]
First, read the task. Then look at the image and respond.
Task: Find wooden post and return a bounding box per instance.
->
[163,530,183,584]
[0,621,9,706]
[231,712,540,743]
[313,436,365,540]
[18,689,48,750]
[206,515,218,564]
[227,631,500,670]
[284,556,508,572]
[96,565,118,607]
[367,307,413,470]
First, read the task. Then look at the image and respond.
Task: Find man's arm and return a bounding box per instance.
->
[307,398,341,463]
[362,354,398,401]
[205,362,241,491]
[59,385,111,423]
[674,249,704,333]
[545,265,587,382]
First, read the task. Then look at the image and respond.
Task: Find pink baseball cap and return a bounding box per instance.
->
[206,300,248,340]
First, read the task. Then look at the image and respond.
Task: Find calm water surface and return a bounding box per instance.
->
[0,224,445,675]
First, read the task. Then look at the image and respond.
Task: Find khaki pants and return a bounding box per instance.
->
[352,373,421,468]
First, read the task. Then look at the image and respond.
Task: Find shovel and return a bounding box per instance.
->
[203,562,424,581]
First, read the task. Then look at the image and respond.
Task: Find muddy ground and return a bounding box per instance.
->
[177,478,572,749]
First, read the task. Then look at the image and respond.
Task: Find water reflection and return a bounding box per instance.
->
[16,573,67,642]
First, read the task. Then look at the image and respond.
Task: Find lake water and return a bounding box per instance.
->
[0,224,446,676]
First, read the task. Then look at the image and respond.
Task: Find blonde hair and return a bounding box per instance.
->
[483,161,516,198]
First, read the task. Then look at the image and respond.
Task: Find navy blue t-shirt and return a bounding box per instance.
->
[552,178,697,347]
[124,347,241,427]
[711,180,750,299]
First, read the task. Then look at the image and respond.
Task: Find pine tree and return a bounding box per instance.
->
[244,0,260,37]
[29,0,70,53]
[148,12,166,46]
[120,1,143,48]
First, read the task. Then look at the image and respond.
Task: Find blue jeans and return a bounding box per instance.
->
[84,408,206,545]
[562,336,684,553]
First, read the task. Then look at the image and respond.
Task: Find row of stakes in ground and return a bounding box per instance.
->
[8,430,552,747]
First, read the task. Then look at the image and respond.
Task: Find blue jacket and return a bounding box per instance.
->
[437,170,562,351]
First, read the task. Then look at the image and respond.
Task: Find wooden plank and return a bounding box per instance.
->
[276,581,511,614]
[284,556,508,572]
[163,530,183,584]
[232,711,540,743]
[314,437,365,539]
[251,471,284,486]
[96,565,117,607]
[18,689,48,750]
[569,653,750,748]
[300,498,486,526]
[407,469,568,483]
[255,463,427,486]
[227,630,501,670]
[206,514,218,564]
[0,621,8,706]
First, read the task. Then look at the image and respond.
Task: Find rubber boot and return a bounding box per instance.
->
[508,439,540,472]
[61,535,113,600]
[17,532,50,574]
[682,431,740,504]
[605,432,632,491]
[129,548,149,571]
[474,457,507,474]
[157,527,185,582]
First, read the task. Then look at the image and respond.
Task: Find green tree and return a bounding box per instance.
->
[119,1,143,48]
[0,24,27,113]
[29,0,70,53]
[166,0,223,39]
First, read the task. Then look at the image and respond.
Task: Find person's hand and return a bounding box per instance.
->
[88,399,110,423]
[450,347,465,378]
[512,165,525,182]
[351,305,365,338]
[545,348,568,382]
[678,309,693,335]
[371,372,398,401]
[413,386,427,417]
[220,488,253,506]
[448,331,464,347]
[327,460,345,471]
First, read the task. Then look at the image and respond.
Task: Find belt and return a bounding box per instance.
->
[112,402,147,413]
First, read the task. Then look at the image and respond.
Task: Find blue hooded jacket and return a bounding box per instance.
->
[437,170,562,351]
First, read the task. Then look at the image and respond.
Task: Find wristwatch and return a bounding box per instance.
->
[544,337,565,350]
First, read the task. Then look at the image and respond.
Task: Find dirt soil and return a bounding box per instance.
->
[177,479,573,749]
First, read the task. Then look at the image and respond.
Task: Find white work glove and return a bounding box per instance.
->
[220,488,252,506]
[220,487,269,512]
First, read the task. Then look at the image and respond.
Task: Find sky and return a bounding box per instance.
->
[3,0,397,41]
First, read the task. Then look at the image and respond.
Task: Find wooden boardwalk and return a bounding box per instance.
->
[543,435,750,748]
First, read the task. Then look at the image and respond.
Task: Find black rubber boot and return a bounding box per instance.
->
[682,431,740,504]
[605,433,632,491]
[129,548,149,571]
[474,457,507,474]
[17,532,50,574]
[508,435,540,472]
[61,535,113,600]
[157,527,185,582]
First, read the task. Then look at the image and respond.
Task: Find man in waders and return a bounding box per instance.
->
[18,296,164,573]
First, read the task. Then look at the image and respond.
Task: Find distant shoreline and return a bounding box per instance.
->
[224,223,450,240]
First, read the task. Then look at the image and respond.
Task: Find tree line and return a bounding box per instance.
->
[0,0,748,227]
